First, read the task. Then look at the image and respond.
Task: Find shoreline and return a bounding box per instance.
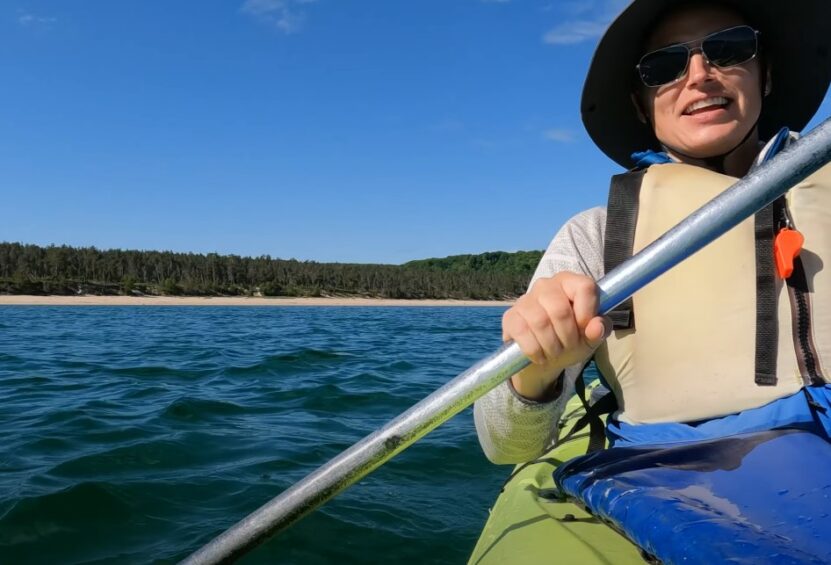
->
[0,295,514,307]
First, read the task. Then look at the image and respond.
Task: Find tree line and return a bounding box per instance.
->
[0,242,543,300]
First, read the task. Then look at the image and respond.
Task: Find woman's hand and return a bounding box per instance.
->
[503,272,610,400]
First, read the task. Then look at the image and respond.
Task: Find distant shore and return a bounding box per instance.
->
[0,295,514,307]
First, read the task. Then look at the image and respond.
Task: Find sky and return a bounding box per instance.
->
[3,1,830,264]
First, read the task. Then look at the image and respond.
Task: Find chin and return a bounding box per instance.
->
[676,127,750,159]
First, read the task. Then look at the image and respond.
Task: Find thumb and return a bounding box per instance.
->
[584,316,612,347]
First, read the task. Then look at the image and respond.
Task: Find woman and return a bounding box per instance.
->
[475,0,831,464]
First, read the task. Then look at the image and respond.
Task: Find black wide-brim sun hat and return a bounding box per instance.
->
[582,0,831,168]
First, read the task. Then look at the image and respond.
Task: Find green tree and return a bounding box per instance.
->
[161,278,181,296]
[122,276,137,295]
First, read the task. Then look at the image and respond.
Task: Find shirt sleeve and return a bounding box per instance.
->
[474,206,607,464]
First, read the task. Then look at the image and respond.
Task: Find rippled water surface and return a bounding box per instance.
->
[0,306,512,564]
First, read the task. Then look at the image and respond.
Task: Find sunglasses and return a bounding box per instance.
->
[636,25,760,88]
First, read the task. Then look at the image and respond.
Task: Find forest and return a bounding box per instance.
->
[0,243,543,300]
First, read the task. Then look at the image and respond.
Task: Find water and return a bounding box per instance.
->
[0,306,513,564]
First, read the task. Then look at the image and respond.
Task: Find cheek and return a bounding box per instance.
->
[740,82,763,115]
[732,64,764,114]
[642,90,664,123]
[636,88,655,118]
[650,89,679,129]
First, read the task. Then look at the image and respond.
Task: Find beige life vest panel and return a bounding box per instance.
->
[595,161,831,424]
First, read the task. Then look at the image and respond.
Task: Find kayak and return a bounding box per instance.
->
[555,427,831,564]
[471,385,831,565]
[469,386,646,564]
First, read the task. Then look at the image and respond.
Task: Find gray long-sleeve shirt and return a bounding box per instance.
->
[473,206,607,464]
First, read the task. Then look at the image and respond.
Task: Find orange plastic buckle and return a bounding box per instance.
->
[774,228,804,279]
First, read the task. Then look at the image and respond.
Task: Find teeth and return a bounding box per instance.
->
[685,96,730,114]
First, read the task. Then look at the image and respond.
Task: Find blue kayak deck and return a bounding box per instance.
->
[555,429,831,564]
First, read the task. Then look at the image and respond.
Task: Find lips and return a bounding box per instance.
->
[683,96,732,116]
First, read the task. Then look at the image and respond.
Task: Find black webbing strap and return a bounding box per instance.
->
[754,201,779,386]
[558,375,617,454]
[604,169,647,329]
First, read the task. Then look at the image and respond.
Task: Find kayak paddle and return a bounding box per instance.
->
[182,116,831,564]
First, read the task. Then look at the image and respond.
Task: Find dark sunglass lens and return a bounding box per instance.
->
[639,45,689,86]
[703,26,757,67]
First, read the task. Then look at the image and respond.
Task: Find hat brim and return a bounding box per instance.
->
[582,0,831,168]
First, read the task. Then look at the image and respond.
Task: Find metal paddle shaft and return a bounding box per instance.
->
[183,117,831,565]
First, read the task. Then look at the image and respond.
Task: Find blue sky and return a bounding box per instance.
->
[3,1,830,264]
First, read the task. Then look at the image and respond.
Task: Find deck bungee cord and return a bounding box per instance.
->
[181,116,831,565]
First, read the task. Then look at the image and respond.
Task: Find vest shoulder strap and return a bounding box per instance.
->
[602,164,780,388]
[755,200,779,386]
[604,169,646,330]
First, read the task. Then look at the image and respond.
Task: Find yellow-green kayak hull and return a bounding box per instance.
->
[469,392,645,565]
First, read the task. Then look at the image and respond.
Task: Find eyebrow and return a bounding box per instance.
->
[648,23,744,51]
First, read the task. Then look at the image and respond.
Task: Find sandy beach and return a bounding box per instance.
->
[0,295,514,307]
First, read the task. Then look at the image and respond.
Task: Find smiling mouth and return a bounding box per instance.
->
[683,96,732,116]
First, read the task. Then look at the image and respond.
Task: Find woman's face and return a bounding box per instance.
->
[641,6,764,159]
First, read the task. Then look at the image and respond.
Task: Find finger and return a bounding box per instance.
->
[522,303,563,362]
[503,309,547,364]
[502,309,514,343]
[561,276,599,329]
[538,289,581,352]
[502,302,526,343]
[514,330,547,365]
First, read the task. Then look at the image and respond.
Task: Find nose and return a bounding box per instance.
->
[687,50,713,86]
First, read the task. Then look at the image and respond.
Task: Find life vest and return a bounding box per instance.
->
[594,160,831,424]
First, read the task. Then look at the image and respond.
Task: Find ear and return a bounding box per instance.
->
[764,66,773,97]
[630,92,648,124]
